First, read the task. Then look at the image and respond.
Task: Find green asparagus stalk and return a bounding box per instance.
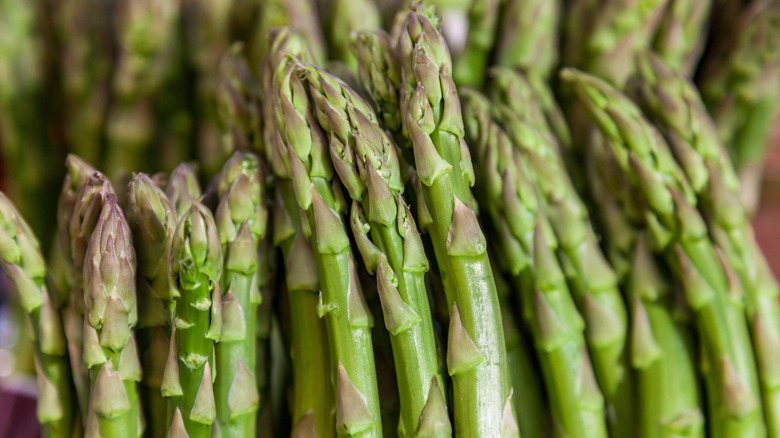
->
[212,151,267,436]
[484,87,633,436]
[82,193,142,437]
[126,174,177,438]
[651,0,711,76]
[563,68,766,438]
[216,43,263,154]
[166,163,202,219]
[562,0,668,86]
[252,0,327,68]
[163,200,222,437]
[628,233,704,438]
[632,51,780,438]
[453,0,499,87]
[395,6,518,435]
[696,0,780,213]
[323,0,381,70]
[55,156,97,420]
[461,89,608,437]
[262,30,336,435]
[104,0,180,177]
[302,64,450,435]
[267,31,382,436]
[492,0,561,78]
[352,29,403,136]
[0,192,77,438]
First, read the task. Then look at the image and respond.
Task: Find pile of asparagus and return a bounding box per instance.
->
[1,0,780,437]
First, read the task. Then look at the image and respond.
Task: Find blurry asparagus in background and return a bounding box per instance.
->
[105,0,186,177]
[0,192,77,438]
[216,44,262,153]
[492,0,561,79]
[166,162,202,218]
[126,174,176,438]
[696,0,780,214]
[0,0,64,249]
[632,51,780,438]
[213,152,267,437]
[396,5,518,434]
[57,0,115,168]
[651,0,712,77]
[303,64,450,435]
[564,68,766,438]
[82,194,142,437]
[322,0,381,70]
[262,29,335,436]
[251,0,327,68]
[163,201,222,437]
[561,0,668,86]
[453,0,499,86]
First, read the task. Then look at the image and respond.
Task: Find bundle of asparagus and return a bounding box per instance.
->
[0,1,779,437]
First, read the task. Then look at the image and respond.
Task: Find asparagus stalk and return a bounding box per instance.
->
[302,64,450,435]
[261,29,336,435]
[252,0,327,68]
[394,6,518,435]
[352,29,403,137]
[453,0,499,87]
[126,174,177,438]
[104,0,181,177]
[651,0,712,76]
[461,89,608,437]
[213,151,267,436]
[216,43,263,154]
[166,163,202,219]
[0,192,77,438]
[562,0,668,86]
[323,0,381,70]
[82,193,142,437]
[163,201,223,437]
[492,0,561,78]
[563,68,766,438]
[267,30,382,436]
[631,51,780,438]
[56,155,97,418]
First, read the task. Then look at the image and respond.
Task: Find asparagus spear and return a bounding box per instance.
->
[0,192,77,438]
[56,155,97,418]
[252,0,327,68]
[216,43,263,154]
[453,0,499,87]
[697,0,780,213]
[651,0,712,76]
[261,29,336,435]
[267,32,382,436]
[352,29,403,136]
[631,51,780,438]
[562,0,668,86]
[563,68,766,438]
[163,201,223,437]
[212,151,267,436]
[323,0,381,70]
[82,193,142,437]
[126,174,177,438]
[492,0,561,79]
[302,64,450,435]
[166,163,202,219]
[461,89,608,437]
[395,6,518,435]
